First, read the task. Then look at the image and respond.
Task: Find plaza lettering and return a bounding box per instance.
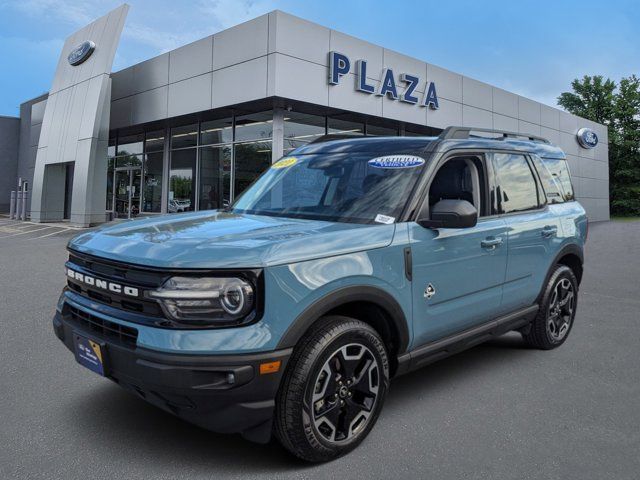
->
[328,51,439,109]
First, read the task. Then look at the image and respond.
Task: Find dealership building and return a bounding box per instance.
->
[0,5,610,225]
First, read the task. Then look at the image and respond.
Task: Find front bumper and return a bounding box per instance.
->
[53,308,291,443]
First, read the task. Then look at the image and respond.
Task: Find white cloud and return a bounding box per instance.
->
[197,0,275,29]
[0,0,98,26]
[122,22,207,53]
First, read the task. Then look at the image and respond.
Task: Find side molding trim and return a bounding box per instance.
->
[395,304,539,376]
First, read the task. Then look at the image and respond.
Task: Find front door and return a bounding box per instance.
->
[409,218,509,346]
[113,168,142,219]
[408,153,509,348]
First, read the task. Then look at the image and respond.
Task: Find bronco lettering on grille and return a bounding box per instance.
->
[66,268,139,297]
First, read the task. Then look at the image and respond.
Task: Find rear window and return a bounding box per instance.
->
[530,155,565,204]
[492,153,540,214]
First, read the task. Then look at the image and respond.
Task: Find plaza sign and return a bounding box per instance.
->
[328,51,439,109]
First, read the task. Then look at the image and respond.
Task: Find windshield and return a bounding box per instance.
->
[231,152,427,224]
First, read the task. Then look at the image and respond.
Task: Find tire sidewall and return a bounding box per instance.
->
[542,266,578,346]
[290,318,389,459]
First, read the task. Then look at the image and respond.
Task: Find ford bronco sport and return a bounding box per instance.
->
[54,126,586,462]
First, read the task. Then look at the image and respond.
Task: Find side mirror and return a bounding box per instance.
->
[418,199,478,229]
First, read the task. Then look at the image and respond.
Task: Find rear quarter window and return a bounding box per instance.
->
[530,155,565,204]
[539,157,575,202]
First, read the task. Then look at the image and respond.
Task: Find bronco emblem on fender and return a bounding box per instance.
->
[424,283,436,299]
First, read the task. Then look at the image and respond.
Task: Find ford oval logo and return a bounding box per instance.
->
[576,127,598,149]
[67,40,95,66]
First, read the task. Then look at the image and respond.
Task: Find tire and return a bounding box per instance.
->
[523,264,579,349]
[274,315,389,462]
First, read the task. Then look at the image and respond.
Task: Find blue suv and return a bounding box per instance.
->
[54,126,587,462]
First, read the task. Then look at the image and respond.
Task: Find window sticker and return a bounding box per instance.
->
[368,155,425,169]
[374,214,395,224]
[272,157,297,169]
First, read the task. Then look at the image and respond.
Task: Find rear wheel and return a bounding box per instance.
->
[274,316,389,462]
[523,264,578,349]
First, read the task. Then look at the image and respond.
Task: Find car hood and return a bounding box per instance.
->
[68,211,395,269]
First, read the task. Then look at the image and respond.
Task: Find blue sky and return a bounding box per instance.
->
[0,0,638,116]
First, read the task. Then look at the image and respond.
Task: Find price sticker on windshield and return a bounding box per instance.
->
[368,155,425,169]
[374,214,395,224]
[272,157,298,169]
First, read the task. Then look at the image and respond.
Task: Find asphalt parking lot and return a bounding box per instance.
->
[1,217,639,479]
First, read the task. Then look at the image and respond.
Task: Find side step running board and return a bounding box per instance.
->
[395,304,539,376]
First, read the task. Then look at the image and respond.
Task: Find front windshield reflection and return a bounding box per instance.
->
[232,153,427,224]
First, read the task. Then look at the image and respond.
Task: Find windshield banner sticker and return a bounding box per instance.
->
[368,155,425,169]
[374,214,395,224]
[272,157,298,169]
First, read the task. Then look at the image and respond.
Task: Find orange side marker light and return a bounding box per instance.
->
[259,360,281,375]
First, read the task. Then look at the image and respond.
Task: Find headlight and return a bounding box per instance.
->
[148,276,255,325]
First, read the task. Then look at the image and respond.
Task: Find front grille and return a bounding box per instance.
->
[66,280,163,316]
[66,251,166,317]
[67,305,139,347]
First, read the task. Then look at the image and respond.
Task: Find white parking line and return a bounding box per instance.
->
[4,223,41,230]
[0,226,56,238]
[29,228,75,239]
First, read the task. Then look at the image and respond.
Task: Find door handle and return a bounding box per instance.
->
[541,225,558,238]
[481,237,503,250]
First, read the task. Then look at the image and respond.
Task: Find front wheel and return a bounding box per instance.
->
[523,264,578,349]
[274,316,389,462]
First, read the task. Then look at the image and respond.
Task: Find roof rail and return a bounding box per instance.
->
[439,126,550,144]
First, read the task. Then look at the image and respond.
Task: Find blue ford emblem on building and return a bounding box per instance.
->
[67,40,96,66]
[576,127,598,149]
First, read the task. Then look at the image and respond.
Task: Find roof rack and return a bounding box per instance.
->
[439,126,550,144]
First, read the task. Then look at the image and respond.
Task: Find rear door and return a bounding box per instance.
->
[409,153,509,347]
[491,152,562,312]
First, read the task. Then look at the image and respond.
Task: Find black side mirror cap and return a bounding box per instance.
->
[418,199,478,229]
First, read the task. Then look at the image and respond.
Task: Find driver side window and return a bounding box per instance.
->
[427,156,488,217]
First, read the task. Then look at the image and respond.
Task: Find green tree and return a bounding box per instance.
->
[558,75,640,216]
[557,75,616,125]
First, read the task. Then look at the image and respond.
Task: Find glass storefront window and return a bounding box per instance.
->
[199,146,231,210]
[284,139,307,154]
[201,117,233,145]
[235,111,273,142]
[366,123,398,136]
[171,124,198,149]
[143,152,163,212]
[108,137,116,158]
[328,117,364,136]
[145,130,165,153]
[117,132,144,156]
[284,112,325,152]
[115,154,142,168]
[169,149,196,213]
[106,157,114,211]
[404,125,439,136]
[234,141,272,199]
